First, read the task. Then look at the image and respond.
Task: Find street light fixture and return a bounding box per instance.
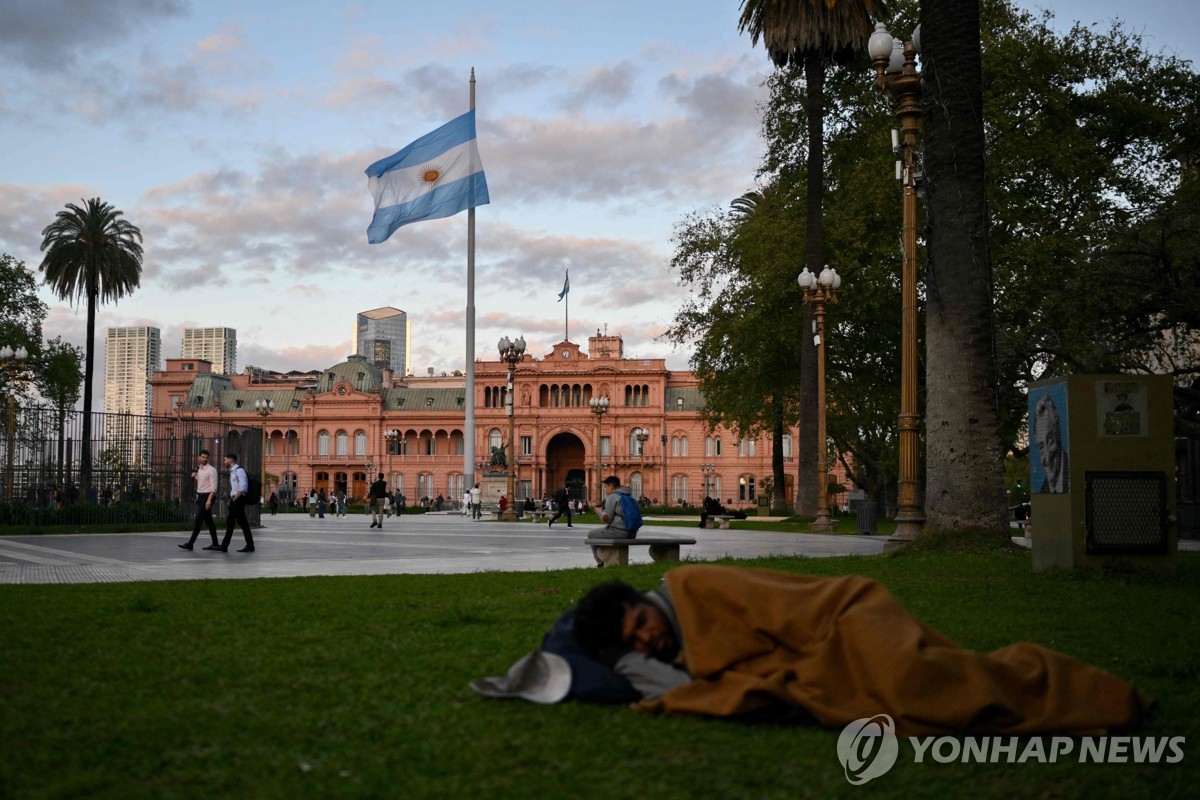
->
[634,428,649,499]
[797,265,843,532]
[254,398,274,505]
[1,345,29,503]
[869,22,926,545]
[385,428,404,497]
[701,463,717,500]
[589,395,610,505]
[497,335,526,521]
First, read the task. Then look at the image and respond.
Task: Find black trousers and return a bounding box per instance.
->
[548,505,572,526]
[187,492,219,546]
[221,496,254,549]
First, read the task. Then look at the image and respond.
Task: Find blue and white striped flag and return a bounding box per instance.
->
[365,110,490,244]
[558,272,569,301]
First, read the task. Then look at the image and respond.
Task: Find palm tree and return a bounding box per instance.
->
[738,0,881,516]
[39,198,144,503]
[918,0,1008,539]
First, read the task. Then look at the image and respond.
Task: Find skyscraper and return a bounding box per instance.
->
[356,307,410,376]
[181,327,237,374]
[103,326,162,467]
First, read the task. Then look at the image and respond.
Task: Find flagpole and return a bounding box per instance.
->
[564,269,569,341]
[465,68,477,492]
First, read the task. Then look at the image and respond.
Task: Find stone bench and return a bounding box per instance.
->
[585,535,698,567]
[701,515,736,529]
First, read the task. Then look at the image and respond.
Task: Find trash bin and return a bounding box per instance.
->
[856,502,877,535]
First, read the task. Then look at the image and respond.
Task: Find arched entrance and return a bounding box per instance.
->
[545,431,586,502]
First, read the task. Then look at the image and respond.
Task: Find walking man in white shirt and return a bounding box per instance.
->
[470,482,482,520]
[180,449,221,550]
[218,453,255,553]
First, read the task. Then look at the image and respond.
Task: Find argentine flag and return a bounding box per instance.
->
[365,110,490,244]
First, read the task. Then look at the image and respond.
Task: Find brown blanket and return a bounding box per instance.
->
[638,565,1150,736]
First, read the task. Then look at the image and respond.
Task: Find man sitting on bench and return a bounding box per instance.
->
[588,475,634,566]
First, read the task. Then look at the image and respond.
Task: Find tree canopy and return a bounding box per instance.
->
[670,0,1199,514]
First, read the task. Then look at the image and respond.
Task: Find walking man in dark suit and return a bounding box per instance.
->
[218,453,255,553]
[548,483,573,528]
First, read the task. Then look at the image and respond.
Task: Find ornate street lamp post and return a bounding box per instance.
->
[589,395,610,505]
[797,266,843,532]
[701,463,717,499]
[497,335,526,521]
[1,345,29,503]
[634,428,649,500]
[385,428,402,497]
[869,22,926,545]
[254,398,274,504]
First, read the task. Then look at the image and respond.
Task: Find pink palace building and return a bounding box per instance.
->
[151,332,846,509]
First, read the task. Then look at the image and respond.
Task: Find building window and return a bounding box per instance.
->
[335,430,348,456]
[488,428,503,453]
[629,430,643,456]
[738,476,757,502]
[424,436,434,456]
[520,436,532,456]
[600,436,611,457]
[672,436,680,457]
[672,475,689,505]
[782,434,792,458]
[705,436,712,457]
[354,431,366,456]
[630,471,643,499]
[680,436,688,456]
[317,430,329,456]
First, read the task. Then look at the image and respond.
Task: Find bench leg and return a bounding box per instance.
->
[716,520,730,529]
[592,545,628,567]
[647,544,680,562]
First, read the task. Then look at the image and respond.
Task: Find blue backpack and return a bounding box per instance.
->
[616,491,643,534]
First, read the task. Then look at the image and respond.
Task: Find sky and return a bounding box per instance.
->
[1,0,1195,409]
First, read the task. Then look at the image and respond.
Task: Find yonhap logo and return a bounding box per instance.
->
[837,715,900,785]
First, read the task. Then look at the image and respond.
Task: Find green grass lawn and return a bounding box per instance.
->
[2,549,1196,799]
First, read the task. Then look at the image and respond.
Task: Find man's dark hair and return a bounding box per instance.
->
[603,475,621,488]
[573,581,645,666]
[226,453,238,462]
[199,449,210,457]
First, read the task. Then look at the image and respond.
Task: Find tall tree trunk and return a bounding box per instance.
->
[919,0,1008,539]
[771,403,788,513]
[796,49,825,516]
[81,287,95,503]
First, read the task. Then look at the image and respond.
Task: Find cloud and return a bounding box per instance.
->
[557,61,638,111]
[0,0,188,72]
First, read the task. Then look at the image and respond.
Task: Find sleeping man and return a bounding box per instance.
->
[565,565,1149,737]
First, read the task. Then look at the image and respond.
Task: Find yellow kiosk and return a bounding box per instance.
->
[1028,374,1177,573]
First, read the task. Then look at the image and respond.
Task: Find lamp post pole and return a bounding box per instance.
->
[254,398,274,504]
[385,429,400,496]
[497,335,526,522]
[1,345,29,504]
[701,463,716,499]
[797,266,843,533]
[589,395,610,505]
[869,22,926,546]
[635,428,649,500]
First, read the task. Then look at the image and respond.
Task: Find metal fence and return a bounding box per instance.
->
[1,403,262,531]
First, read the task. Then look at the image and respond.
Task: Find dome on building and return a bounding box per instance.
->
[320,354,383,393]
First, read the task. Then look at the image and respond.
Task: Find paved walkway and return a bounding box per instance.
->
[0,513,888,585]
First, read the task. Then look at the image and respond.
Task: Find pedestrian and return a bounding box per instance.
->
[317,489,327,518]
[470,482,482,520]
[435,493,444,511]
[499,495,508,514]
[218,453,254,553]
[337,487,347,517]
[462,489,471,516]
[268,491,279,516]
[368,472,388,529]
[308,489,317,517]
[548,482,573,528]
[179,448,221,551]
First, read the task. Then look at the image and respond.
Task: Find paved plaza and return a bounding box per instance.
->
[0,512,890,585]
